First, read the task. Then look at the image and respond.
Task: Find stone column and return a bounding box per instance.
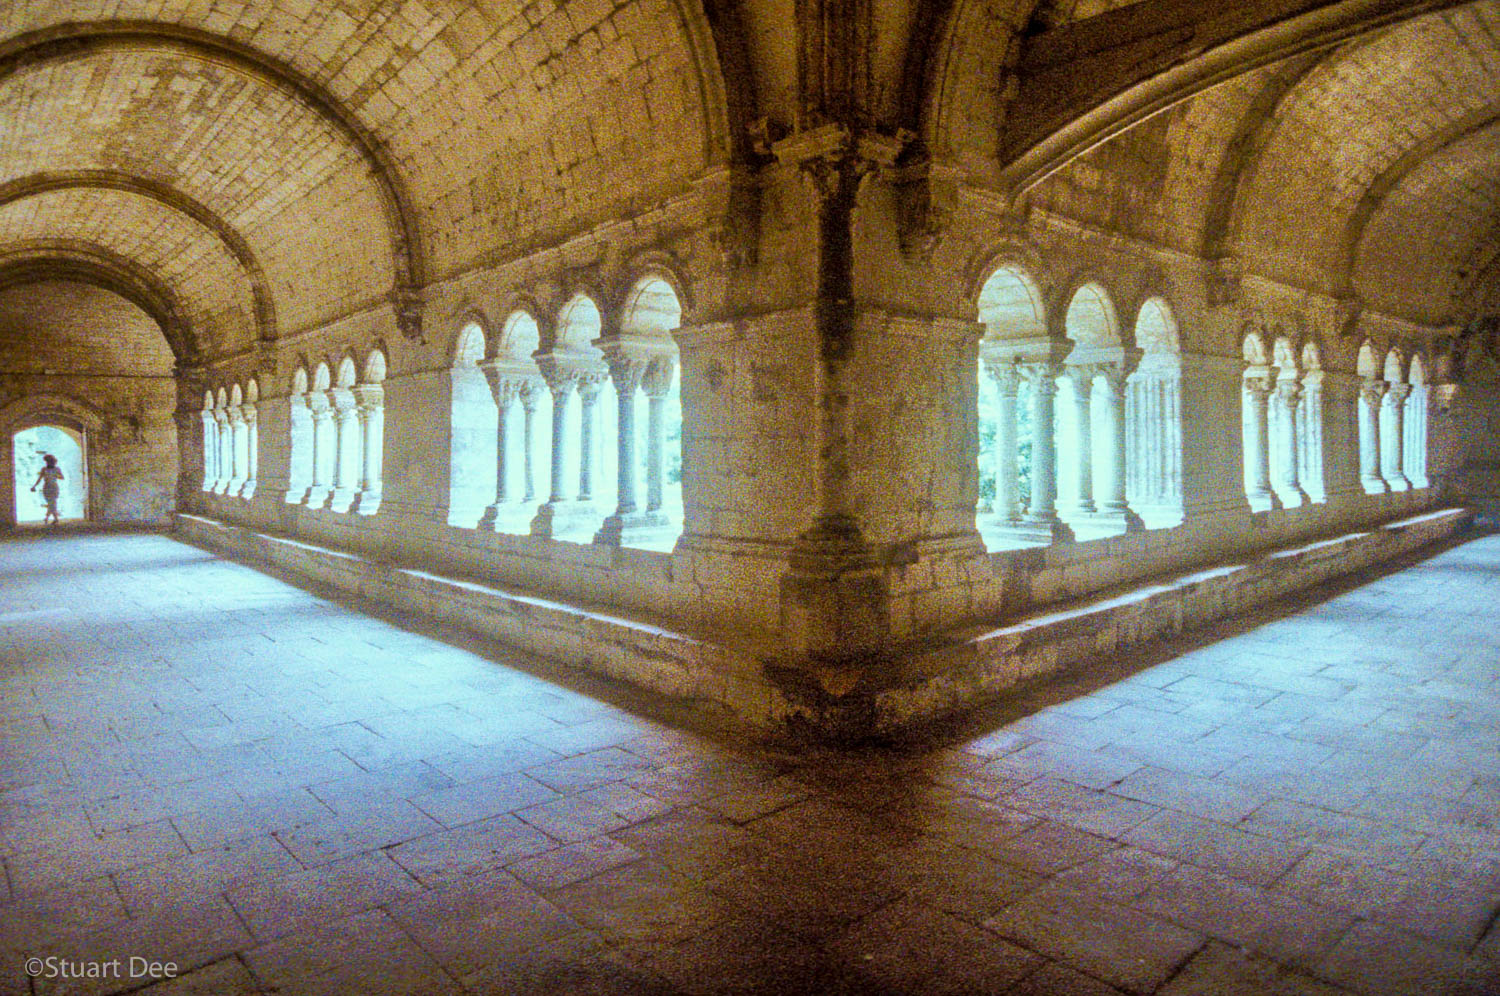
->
[985,361,1022,525]
[285,394,312,504]
[1098,368,1129,513]
[1064,366,1095,517]
[1024,363,1061,525]
[1243,373,1275,510]
[352,384,384,515]
[200,409,218,491]
[1383,384,1411,491]
[1405,386,1428,488]
[228,407,248,496]
[212,408,232,494]
[1274,378,1306,507]
[520,380,540,504]
[1359,381,1388,494]
[595,350,650,546]
[241,404,258,500]
[1297,373,1324,503]
[530,367,578,538]
[577,376,601,504]
[328,388,361,512]
[643,358,675,515]
[305,392,334,508]
[477,369,520,531]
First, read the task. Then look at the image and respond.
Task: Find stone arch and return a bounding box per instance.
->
[0,23,426,301]
[452,319,488,368]
[554,295,605,352]
[246,378,260,403]
[499,310,542,362]
[291,365,309,396]
[1134,296,1180,354]
[0,170,278,341]
[363,347,387,384]
[621,275,686,339]
[976,263,1048,339]
[335,356,358,389]
[312,362,332,393]
[1243,331,1271,366]
[1357,340,1381,379]
[0,243,192,360]
[0,392,108,527]
[1272,335,1299,379]
[230,384,243,407]
[449,318,498,529]
[1384,347,1406,384]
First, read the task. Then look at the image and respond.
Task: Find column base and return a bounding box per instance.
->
[1079,507,1144,538]
[304,486,332,510]
[1386,477,1411,493]
[594,510,673,546]
[281,484,309,505]
[240,482,258,501]
[353,489,382,516]
[993,517,1074,544]
[1361,476,1389,495]
[1273,486,1308,509]
[328,487,358,514]
[530,500,598,539]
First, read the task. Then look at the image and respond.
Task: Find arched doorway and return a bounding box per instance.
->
[12,424,87,524]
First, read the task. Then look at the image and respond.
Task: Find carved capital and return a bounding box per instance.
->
[643,356,677,398]
[983,359,1021,395]
[1360,380,1388,406]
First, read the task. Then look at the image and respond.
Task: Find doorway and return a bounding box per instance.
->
[12,424,86,524]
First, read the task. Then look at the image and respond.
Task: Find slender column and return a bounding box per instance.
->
[1243,374,1275,509]
[986,362,1021,524]
[1359,381,1388,494]
[228,407,248,496]
[306,393,334,508]
[1274,378,1306,507]
[643,358,675,514]
[1099,369,1129,512]
[285,394,312,504]
[242,404,258,499]
[548,377,574,503]
[1024,363,1060,523]
[1065,366,1095,516]
[577,377,602,504]
[520,381,540,503]
[200,410,217,490]
[212,409,232,493]
[1406,387,1428,488]
[328,389,361,512]
[595,350,662,546]
[1299,374,1323,502]
[353,384,384,515]
[477,373,518,530]
[1383,384,1411,491]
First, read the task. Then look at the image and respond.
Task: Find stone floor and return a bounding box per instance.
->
[2,531,1499,996]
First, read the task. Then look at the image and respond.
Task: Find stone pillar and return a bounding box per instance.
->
[1024,363,1061,525]
[352,384,384,515]
[520,380,540,504]
[476,368,520,531]
[212,408,232,494]
[241,404,258,500]
[328,388,361,513]
[1359,381,1388,494]
[284,395,312,504]
[1099,368,1129,513]
[530,366,578,538]
[1274,378,1306,508]
[595,350,647,545]
[1297,373,1324,503]
[986,361,1022,525]
[1243,373,1275,510]
[228,407,248,496]
[1383,384,1411,491]
[1406,386,1429,488]
[643,358,675,515]
[577,377,601,504]
[1064,366,1095,518]
[305,392,334,508]
[200,410,218,491]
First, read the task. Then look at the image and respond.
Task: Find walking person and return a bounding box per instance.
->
[30,453,64,526]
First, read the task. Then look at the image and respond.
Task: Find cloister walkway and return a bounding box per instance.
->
[1,530,1498,995]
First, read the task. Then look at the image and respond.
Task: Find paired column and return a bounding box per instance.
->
[1382,384,1411,491]
[476,363,523,531]
[241,404,258,500]
[530,359,588,538]
[1023,362,1061,526]
[984,362,1022,525]
[1063,366,1095,518]
[353,384,384,515]
[305,392,334,508]
[328,388,361,512]
[1097,368,1131,515]
[212,408,233,493]
[228,407,248,496]
[1274,377,1306,507]
[1359,381,1388,494]
[285,394,313,504]
[200,409,218,491]
[595,343,676,546]
[1243,372,1276,510]
[1297,373,1324,503]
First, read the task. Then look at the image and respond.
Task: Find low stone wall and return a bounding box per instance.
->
[176,507,1473,740]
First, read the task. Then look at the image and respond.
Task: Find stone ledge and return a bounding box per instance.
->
[175,508,1473,742]
[880,507,1474,733]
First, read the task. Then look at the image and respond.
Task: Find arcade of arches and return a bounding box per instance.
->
[4,3,1500,737]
